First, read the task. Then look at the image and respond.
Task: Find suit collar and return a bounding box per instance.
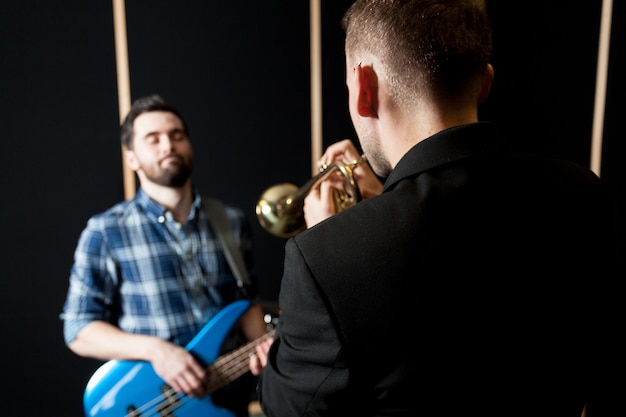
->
[383,122,506,192]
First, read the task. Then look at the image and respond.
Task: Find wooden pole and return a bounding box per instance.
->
[590,0,613,177]
[310,0,322,175]
[112,0,135,199]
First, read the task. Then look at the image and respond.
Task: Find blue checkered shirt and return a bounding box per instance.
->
[61,188,254,347]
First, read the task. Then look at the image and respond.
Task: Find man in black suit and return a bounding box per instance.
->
[250,1,621,416]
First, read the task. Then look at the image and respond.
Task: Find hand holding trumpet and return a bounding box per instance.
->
[256,139,383,237]
[304,139,383,228]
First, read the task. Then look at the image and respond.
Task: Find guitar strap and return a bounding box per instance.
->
[202,196,252,298]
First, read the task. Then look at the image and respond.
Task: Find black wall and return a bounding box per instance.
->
[1,1,623,416]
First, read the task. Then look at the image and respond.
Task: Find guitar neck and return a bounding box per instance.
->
[205,328,276,393]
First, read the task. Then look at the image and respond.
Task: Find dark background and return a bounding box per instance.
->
[1,1,623,416]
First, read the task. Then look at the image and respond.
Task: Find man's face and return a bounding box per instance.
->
[127,111,193,188]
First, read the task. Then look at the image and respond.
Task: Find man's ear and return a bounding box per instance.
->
[478,63,494,105]
[123,148,139,171]
[355,64,378,117]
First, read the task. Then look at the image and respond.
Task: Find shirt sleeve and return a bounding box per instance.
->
[60,217,118,345]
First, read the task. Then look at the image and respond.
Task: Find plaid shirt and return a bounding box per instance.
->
[61,188,254,347]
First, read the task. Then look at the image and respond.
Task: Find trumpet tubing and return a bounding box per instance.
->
[256,157,365,238]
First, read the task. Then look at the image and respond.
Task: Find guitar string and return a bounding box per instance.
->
[122,329,276,417]
[151,329,277,417]
[205,329,276,393]
[121,336,262,417]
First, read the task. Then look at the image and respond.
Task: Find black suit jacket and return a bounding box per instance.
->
[257,123,621,417]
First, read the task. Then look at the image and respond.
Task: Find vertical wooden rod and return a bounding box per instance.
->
[112,0,135,199]
[310,0,322,176]
[590,0,613,177]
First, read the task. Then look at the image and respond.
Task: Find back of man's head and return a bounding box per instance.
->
[342,0,492,106]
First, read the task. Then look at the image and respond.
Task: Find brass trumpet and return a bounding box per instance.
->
[256,156,366,238]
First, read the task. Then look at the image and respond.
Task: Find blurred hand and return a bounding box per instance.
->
[150,339,208,398]
[249,337,274,376]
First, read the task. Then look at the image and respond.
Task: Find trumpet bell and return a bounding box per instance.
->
[256,157,365,238]
[256,183,305,238]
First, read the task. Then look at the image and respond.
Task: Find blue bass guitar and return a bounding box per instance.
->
[83,300,275,417]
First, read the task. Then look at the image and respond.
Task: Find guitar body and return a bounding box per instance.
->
[83,300,251,417]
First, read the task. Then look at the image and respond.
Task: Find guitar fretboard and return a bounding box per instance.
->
[205,329,276,393]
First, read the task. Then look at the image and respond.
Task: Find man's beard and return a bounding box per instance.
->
[152,164,192,187]
[357,127,391,178]
[147,156,193,188]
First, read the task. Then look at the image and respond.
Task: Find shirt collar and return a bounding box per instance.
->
[134,187,203,223]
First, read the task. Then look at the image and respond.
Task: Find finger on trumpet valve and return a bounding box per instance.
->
[320,154,366,172]
[350,154,367,168]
